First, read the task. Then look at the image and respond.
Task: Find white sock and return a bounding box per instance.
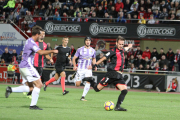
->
[30,87,40,106]
[12,86,30,92]
[82,82,90,97]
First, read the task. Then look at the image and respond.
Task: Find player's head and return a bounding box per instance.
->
[116,36,125,50]
[32,25,42,41]
[39,29,45,41]
[84,37,91,47]
[62,36,69,46]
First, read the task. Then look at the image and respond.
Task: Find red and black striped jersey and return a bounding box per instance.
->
[105,46,125,71]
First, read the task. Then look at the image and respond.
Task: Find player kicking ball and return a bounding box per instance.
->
[44,36,71,95]
[5,26,58,110]
[72,37,96,101]
[83,36,132,111]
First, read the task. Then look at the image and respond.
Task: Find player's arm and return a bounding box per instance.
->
[45,54,54,63]
[124,44,133,51]
[36,50,58,55]
[73,55,78,70]
[68,55,72,64]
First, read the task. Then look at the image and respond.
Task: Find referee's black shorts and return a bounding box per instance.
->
[34,67,43,76]
[55,65,65,74]
[99,71,126,90]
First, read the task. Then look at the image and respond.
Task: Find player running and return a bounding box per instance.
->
[25,30,53,99]
[72,37,96,101]
[5,26,58,110]
[83,36,132,111]
[44,36,71,95]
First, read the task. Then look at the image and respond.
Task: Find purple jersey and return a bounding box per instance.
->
[19,38,40,68]
[75,46,96,70]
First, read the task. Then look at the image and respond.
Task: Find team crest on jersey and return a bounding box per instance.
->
[66,53,69,56]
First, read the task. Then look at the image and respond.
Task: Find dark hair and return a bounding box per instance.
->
[63,36,69,39]
[116,36,125,42]
[32,25,42,36]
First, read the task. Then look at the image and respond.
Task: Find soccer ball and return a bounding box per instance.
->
[104,101,114,111]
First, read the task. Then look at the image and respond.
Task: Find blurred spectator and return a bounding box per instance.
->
[54,4,61,15]
[159,7,168,19]
[150,57,158,69]
[88,12,97,22]
[82,13,88,22]
[166,48,175,70]
[115,0,124,12]
[174,1,180,11]
[12,56,18,67]
[3,0,15,13]
[127,48,134,59]
[158,48,166,61]
[11,49,17,59]
[1,12,7,23]
[130,0,139,12]
[53,0,61,9]
[161,64,169,71]
[45,5,54,20]
[62,5,68,14]
[126,13,132,23]
[62,12,68,21]
[138,6,146,19]
[128,63,136,73]
[151,48,159,59]
[0,58,6,66]
[41,0,49,9]
[123,0,131,13]
[108,6,117,18]
[70,44,76,58]
[154,62,160,74]
[159,55,169,69]
[53,11,61,21]
[144,64,151,73]
[101,0,107,12]
[68,5,75,17]
[103,12,109,22]
[134,46,143,59]
[152,0,160,12]
[22,11,35,33]
[144,57,150,68]
[107,0,115,12]
[166,78,178,92]
[127,54,136,68]
[169,8,176,18]
[138,14,146,24]
[131,7,138,17]
[88,6,95,17]
[33,5,40,16]
[23,0,30,14]
[132,14,138,23]
[1,48,11,63]
[74,0,82,9]
[117,12,126,23]
[109,15,116,23]
[153,9,160,19]
[39,5,46,16]
[17,51,23,63]
[138,64,144,72]
[124,54,128,68]
[7,11,15,23]
[160,0,169,12]
[142,47,151,59]
[174,49,180,71]
[74,7,81,17]
[138,0,145,11]
[145,8,153,19]
[169,14,177,24]
[14,3,24,22]
[145,0,152,11]
[97,6,104,18]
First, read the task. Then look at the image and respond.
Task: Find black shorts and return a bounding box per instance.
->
[55,66,65,74]
[34,67,43,76]
[99,71,126,89]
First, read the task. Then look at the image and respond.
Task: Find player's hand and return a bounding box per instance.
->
[87,65,92,70]
[53,50,58,53]
[128,44,133,48]
[69,60,72,66]
[73,66,77,70]
[50,59,53,63]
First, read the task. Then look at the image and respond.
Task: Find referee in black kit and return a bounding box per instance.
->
[83,36,133,111]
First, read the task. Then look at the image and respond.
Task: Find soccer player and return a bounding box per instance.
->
[25,29,53,98]
[5,26,58,110]
[72,37,96,101]
[44,36,71,95]
[83,36,132,111]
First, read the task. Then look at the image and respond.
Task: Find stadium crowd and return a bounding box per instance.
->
[1,44,180,73]
[0,0,180,31]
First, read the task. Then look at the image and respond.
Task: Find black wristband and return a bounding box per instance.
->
[92,64,98,70]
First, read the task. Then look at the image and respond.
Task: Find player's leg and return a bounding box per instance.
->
[30,79,43,110]
[114,83,128,111]
[44,73,60,91]
[60,71,69,95]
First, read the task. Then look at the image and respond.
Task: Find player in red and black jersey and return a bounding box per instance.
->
[83,36,132,111]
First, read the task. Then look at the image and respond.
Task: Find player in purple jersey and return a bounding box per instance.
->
[5,26,58,110]
[72,37,96,101]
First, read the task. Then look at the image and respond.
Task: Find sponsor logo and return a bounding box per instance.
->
[44,22,81,34]
[89,23,127,36]
[0,32,17,41]
[137,25,176,37]
[96,40,106,50]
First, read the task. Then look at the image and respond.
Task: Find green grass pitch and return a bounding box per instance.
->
[0,84,179,120]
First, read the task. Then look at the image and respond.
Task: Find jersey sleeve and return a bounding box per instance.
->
[74,48,80,57]
[69,48,71,56]
[104,49,115,59]
[92,50,96,58]
[31,42,40,53]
